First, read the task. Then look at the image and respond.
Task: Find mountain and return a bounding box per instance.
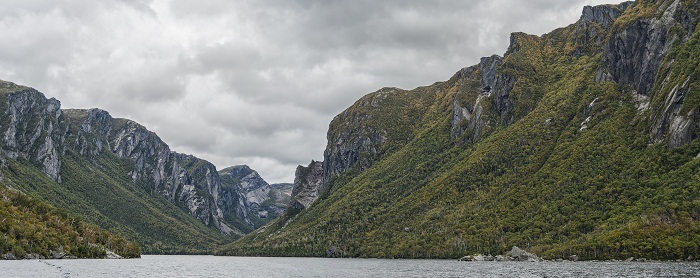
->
[219,0,700,260]
[218,165,293,228]
[0,80,284,253]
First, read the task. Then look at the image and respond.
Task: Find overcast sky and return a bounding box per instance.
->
[0,0,618,183]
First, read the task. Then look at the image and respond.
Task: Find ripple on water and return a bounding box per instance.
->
[2,256,700,278]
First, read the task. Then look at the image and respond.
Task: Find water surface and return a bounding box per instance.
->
[2,255,699,277]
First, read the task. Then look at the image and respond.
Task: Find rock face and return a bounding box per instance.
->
[218,165,292,226]
[451,55,503,142]
[64,108,239,234]
[0,81,66,182]
[290,160,324,210]
[581,2,634,30]
[597,0,700,147]
[270,183,294,209]
[323,91,390,183]
[575,2,633,56]
[0,84,276,235]
[603,1,678,96]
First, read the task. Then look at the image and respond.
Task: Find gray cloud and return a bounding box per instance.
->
[0,0,616,183]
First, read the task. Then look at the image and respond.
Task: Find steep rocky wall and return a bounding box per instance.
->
[603,1,680,96]
[290,160,324,211]
[597,0,700,147]
[323,91,390,184]
[218,165,292,225]
[87,112,238,234]
[0,81,65,182]
[450,55,503,142]
[0,93,246,235]
[219,165,263,226]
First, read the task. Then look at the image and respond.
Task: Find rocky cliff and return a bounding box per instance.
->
[290,160,324,211]
[218,165,292,227]
[63,108,243,234]
[0,82,283,241]
[0,81,65,182]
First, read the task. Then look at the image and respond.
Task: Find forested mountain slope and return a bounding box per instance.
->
[0,182,140,259]
[220,0,700,260]
[0,80,282,253]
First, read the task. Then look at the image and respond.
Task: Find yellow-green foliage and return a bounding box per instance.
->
[3,150,235,254]
[614,0,664,29]
[219,2,700,260]
[0,183,141,258]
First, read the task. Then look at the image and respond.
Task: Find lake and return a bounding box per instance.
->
[2,255,699,277]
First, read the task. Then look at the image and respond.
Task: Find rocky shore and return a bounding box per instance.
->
[1,246,124,260]
[459,246,543,262]
[458,246,697,262]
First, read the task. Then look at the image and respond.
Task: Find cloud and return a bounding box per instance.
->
[0,0,619,183]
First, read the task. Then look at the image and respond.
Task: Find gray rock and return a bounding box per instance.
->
[2,253,16,260]
[0,82,67,182]
[450,55,503,142]
[218,165,293,227]
[458,254,485,261]
[495,255,513,261]
[290,161,325,210]
[599,0,700,148]
[506,246,542,262]
[602,1,680,97]
[23,253,45,259]
[0,82,257,235]
[104,250,123,259]
[326,247,338,258]
[323,96,388,183]
[573,2,633,56]
[51,246,66,259]
[580,2,633,30]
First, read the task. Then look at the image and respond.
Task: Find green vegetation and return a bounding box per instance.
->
[2,150,235,254]
[219,1,700,260]
[0,182,140,258]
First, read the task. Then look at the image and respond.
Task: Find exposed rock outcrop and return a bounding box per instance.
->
[602,0,680,97]
[323,92,389,183]
[507,246,542,262]
[458,246,541,262]
[651,76,699,147]
[597,0,700,147]
[0,81,66,182]
[451,55,503,142]
[218,165,292,227]
[0,83,266,235]
[290,160,324,211]
[574,2,634,56]
[63,109,238,234]
[581,2,634,30]
[269,183,294,210]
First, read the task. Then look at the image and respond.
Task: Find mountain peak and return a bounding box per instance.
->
[580,1,634,29]
[0,79,29,94]
[219,164,257,177]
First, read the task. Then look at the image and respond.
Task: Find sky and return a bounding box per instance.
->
[0,0,618,183]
